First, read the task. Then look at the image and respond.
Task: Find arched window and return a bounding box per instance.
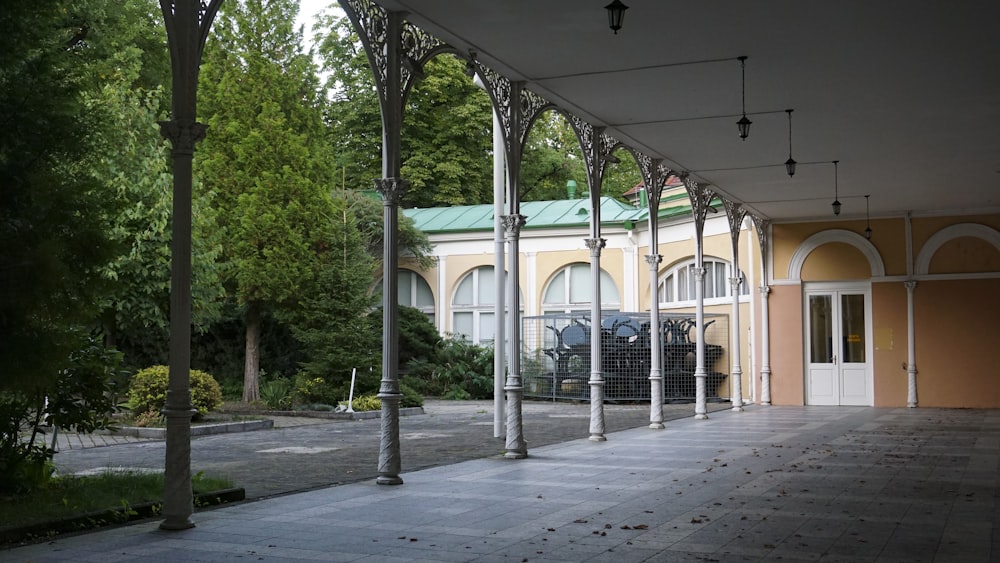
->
[374,269,435,321]
[542,263,621,314]
[451,266,521,345]
[658,258,749,306]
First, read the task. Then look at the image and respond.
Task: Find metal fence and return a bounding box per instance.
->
[522,312,730,402]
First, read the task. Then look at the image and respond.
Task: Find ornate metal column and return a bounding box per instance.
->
[585,236,607,441]
[682,175,715,420]
[905,280,918,407]
[501,213,527,457]
[340,0,447,483]
[474,63,552,458]
[580,124,613,441]
[374,178,407,484]
[635,155,669,429]
[158,0,221,531]
[723,199,746,411]
[751,216,772,405]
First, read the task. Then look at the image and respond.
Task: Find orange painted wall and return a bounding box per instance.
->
[914,279,1000,407]
[772,218,906,280]
[801,243,871,281]
[767,283,804,405]
[871,282,908,407]
[929,237,1000,273]
[911,214,1000,253]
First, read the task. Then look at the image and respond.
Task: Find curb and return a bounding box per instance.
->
[237,406,426,421]
[111,419,275,439]
[0,487,245,546]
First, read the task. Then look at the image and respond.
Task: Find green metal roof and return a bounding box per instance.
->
[403,193,721,234]
[404,197,648,234]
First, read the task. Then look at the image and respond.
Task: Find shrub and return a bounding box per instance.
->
[292,373,341,406]
[260,378,293,410]
[127,365,222,419]
[350,394,381,411]
[399,382,424,408]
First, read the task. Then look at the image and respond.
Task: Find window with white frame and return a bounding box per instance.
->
[374,270,435,321]
[658,258,749,306]
[542,263,621,315]
[451,266,521,345]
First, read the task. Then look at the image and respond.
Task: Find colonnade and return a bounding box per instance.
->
[156,0,776,529]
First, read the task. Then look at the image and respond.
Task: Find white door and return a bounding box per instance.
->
[805,285,872,406]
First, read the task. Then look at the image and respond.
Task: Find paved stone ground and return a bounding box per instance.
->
[11,405,999,562]
[50,400,731,499]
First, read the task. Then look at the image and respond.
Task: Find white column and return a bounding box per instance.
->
[759,285,772,406]
[647,254,664,429]
[436,255,447,334]
[503,214,527,458]
[905,280,918,407]
[729,276,744,411]
[492,108,506,439]
[587,238,607,441]
[693,266,708,419]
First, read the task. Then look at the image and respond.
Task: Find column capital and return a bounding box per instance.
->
[904,280,917,291]
[158,119,207,155]
[500,213,527,236]
[373,177,410,206]
[644,253,662,266]
[758,285,771,295]
[585,237,607,256]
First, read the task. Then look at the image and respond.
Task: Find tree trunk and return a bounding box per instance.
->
[243,303,261,403]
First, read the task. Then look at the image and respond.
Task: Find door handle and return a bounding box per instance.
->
[832,355,837,365]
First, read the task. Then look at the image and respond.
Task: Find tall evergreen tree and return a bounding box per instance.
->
[198,0,339,401]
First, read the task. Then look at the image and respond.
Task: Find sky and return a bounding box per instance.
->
[294,0,339,48]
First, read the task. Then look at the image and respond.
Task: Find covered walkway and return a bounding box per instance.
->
[10,405,998,562]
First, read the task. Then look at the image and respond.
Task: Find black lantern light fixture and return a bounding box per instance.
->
[864,194,872,239]
[784,109,797,176]
[605,0,628,35]
[737,56,751,140]
[831,160,842,216]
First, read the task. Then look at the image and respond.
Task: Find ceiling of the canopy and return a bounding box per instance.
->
[373,0,1000,222]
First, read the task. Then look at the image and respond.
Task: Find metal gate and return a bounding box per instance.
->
[521,312,729,402]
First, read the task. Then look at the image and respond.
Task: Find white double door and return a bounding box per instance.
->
[804,283,873,406]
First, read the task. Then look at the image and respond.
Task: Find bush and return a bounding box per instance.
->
[400,382,424,408]
[127,365,222,419]
[260,378,293,410]
[350,394,381,411]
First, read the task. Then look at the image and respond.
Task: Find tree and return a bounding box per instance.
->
[0,1,118,392]
[198,0,339,402]
[317,13,493,207]
[293,195,379,388]
[0,0,157,492]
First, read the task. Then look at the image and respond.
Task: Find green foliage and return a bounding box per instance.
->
[350,395,382,412]
[293,374,341,407]
[317,16,493,207]
[399,383,425,408]
[259,378,293,410]
[292,195,380,388]
[127,366,223,418]
[0,1,119,394]
[415,338,495,400]
[0,336,124,494]
[198,0,349,402]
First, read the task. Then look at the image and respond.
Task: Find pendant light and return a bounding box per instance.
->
[737,56,751,140]
[831,160,842,216]
[784,109,796,176]
[605,0,628,34]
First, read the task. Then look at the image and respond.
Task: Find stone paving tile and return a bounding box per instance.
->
[5,405,1000,562]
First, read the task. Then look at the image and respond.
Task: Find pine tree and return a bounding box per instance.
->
[198,0,339,401]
